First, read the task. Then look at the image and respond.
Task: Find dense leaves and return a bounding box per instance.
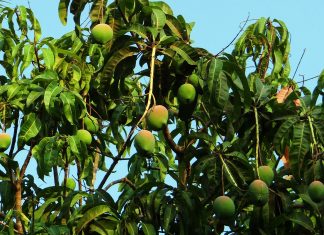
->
[0,1,322,235]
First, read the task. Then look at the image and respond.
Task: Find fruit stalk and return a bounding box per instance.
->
[307,115,318,155]
[75,158,83,205]
[2,104,5,132]
[254,106,260,178]
[90,147,100,193]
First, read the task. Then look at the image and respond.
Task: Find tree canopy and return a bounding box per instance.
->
[0,0,323,234]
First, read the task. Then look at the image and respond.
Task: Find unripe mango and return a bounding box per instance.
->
[62,177,76,190]
[146,105,168,131]
[84,115,99,133]
[188,73,199,88]
[177,83,196,105]
[76,129,92,145]
[91,23,113,44]
[0,133,11,151]
[258,166,274,186]
[213,195,235,219]
[134,130,155,155]
[248,179,269,206]
[308,180,324,203]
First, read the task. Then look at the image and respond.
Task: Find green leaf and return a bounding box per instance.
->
[34,197,58,220]
[165,14,184,39]
[272,49,283,74]
[18,113,42,147]
[127,24,148,39]
[118,0,136,20]
[254,77,272,104]
[67,135,81,157]
[285,212,315,233]
[111,105,127,148]
[75,205,115,233]
[33,70,59,84]
[273,117,299,153]
[60,91,76,124]
[34,137,59,180]
[0,181,15,211]
[170,41,198,65]
[125,221,138,235]
[318,69,324,89]
[149,1,173,15]
[90,0,108,22]
[26,8,42,42]
[290,122,311,178]
[100,47,138,84]
[41,48,55,69]
[58,0,70,25]
[47,225,71,235]
[26,89,44,107]
[206,58,229,110]
[163,204,176,232]
[142,223,156,235]
[18,6,28,37]
[89,222,113,235]
[151,8,166,31]
[274,19,288,46]
[7,84,21,101]
[313,119,324,144]
[44,81,63,113]
[20,44,35,74]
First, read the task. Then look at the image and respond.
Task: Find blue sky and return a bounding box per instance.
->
[7,0,323,193]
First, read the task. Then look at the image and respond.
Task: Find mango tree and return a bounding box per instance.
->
[0,0,323,234]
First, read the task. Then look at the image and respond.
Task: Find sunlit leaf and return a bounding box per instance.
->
[44,81,62,112]
[58,0,70,25]
[75,205,115,233]
[18,112,42,147]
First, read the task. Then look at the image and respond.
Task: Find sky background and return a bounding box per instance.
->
[6,0,324,195]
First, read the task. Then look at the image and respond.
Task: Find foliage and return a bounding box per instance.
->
[0,0,322,234]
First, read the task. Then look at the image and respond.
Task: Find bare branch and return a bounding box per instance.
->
[104,177,136,191]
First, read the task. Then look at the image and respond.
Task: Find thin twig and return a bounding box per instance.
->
[296,75,319,84]
[214,14,250,57]
[292,48,306,79]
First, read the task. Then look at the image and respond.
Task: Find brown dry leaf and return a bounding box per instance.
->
[276,86,293,103]
[281,145,290,169]
[293,98,301,107]
[276,86,301,107]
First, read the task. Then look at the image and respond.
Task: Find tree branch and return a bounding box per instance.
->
[162,125,185,154]
[19,144,33,180]
[103,177,136,191]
